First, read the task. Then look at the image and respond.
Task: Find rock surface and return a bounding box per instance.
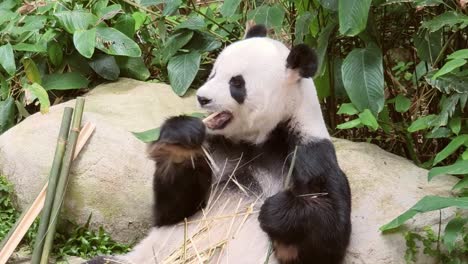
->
[0,78,458,263]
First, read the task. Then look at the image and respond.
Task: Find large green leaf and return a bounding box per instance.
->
[338,0,372,36]
[443,217,467,253]
[414,29,443,64]
[96,4,121,20]
[73,28,96,59]
[175,16,205,31]
[89,54,120,81]
[0,44,16,76]
[432,59,467,79]
[220,0,242,17]
[47,42,63,67]
[22,58,41,84]
[24,83,50,114]
[42,73,90,90]
[433,135,468,165]
[95,27,141,57]
[316,22,336,77]
[116,57,150,81]
[13,43,46,53]
[160,31,194,64]
[247,4,285,31]
[447,49,468,60]
[114,14,135,38]
[294,12,314,45]
[425,71,468,94]
[163,0,182,16]
[319,0,338,11]
[428,160,468,180]
[380,196,468,231]
[0,97,16,134]
[184,32,221,53]
[407,114,437,132]
[394,95,411,113]
[422,11,468,32]
[359,109,379,131]
[168,52,201,96]
[55,11,98,34]
[341,44,384,115]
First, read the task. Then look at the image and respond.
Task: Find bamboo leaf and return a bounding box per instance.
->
[132,127,160,143]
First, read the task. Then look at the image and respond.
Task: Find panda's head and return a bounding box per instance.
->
[197,25,318,144]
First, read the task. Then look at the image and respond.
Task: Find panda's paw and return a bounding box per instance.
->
[147,115,206,161]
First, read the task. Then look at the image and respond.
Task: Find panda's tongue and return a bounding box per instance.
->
[204,111,233,130]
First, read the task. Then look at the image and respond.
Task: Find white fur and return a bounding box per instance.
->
[196,37,329,144]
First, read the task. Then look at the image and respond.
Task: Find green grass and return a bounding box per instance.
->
[0,175,132,260]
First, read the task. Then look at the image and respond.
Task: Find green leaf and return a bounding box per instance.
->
[13,43,47,53]
[433,59,467,79]
[407,115,437,132]
[55,11,98,34]
[359,109,379,131]
[24,83,50,114]
[160,31,194,64]
[0,97,16,134]
[294,12,314,45]
[337,103,358,115]
[316,21,337,77]
[337,118,361,129]
[342,44,385,115]
[319,0,338,11]
[96,4,121,20]
[380,196,468,231]
[425,71,468,94]
[0,44,16,76]
[428,160,468,180]
[422,11,468,32]
[395,95,411,113]
[22,58,41,84]
[220,0,241,17]
[247,4,285,31]
[426,127,452,139]
[132,127,160,143]
[95,27,142,57]
[462,149,468,160]
[114,14,135,38]
[338,0,372,36]
[443,217,467,253]
[42,73,90,90]
[453,176,468,190]
[163,0,182,16]
[433,135,468,165]
[449,117,461,135]
[115,57,150,81]
[89,54,120,81]
[48,42,63,67]
[175,16,205,31]
[184,32,221,53]
[0,74,8,100]
[168,52,201,96]
[132,12,147,30]
[73,28,96,59]
[414,29,443,64]
[447,49,468,60]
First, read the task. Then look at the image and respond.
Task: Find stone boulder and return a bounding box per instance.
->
[0,78,458,263]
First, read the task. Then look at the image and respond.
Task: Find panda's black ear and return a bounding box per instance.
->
[245,24,268,39]
[286,44,318,80]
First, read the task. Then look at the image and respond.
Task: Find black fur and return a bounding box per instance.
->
[229,75,247,104]
[286,44,318,78]
[245,24,268,38]
[158,116,206,148]
[259,139,351,264]
[149,116,212,226]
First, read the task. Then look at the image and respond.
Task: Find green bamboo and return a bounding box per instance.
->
[39,98,85,264]
[30,107,74,264]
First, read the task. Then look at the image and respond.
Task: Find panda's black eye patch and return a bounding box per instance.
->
[229,75,246,104]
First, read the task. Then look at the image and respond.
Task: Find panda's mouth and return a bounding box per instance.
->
[205,111,233,130]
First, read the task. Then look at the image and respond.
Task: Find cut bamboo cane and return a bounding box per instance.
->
[40,97,85,264]
[31,107,74,264]
[0,120,95,264]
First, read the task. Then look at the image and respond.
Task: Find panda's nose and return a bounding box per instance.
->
[197,96,212,106]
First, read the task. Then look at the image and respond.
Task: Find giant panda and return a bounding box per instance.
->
[87,24,351,264]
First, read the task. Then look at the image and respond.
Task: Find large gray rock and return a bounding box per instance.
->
[0,78,458,263]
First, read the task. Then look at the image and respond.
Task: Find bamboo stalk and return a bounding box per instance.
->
[0,120,95,264]
[30,107,73,264]
[39,98,85,264]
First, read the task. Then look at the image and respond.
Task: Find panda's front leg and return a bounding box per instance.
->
[258,142,351,264]
[147,116,212,226]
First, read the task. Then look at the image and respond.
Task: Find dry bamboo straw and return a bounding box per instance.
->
[31,107,74,264]
[0,120,95,264]
[39,97,85,264]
